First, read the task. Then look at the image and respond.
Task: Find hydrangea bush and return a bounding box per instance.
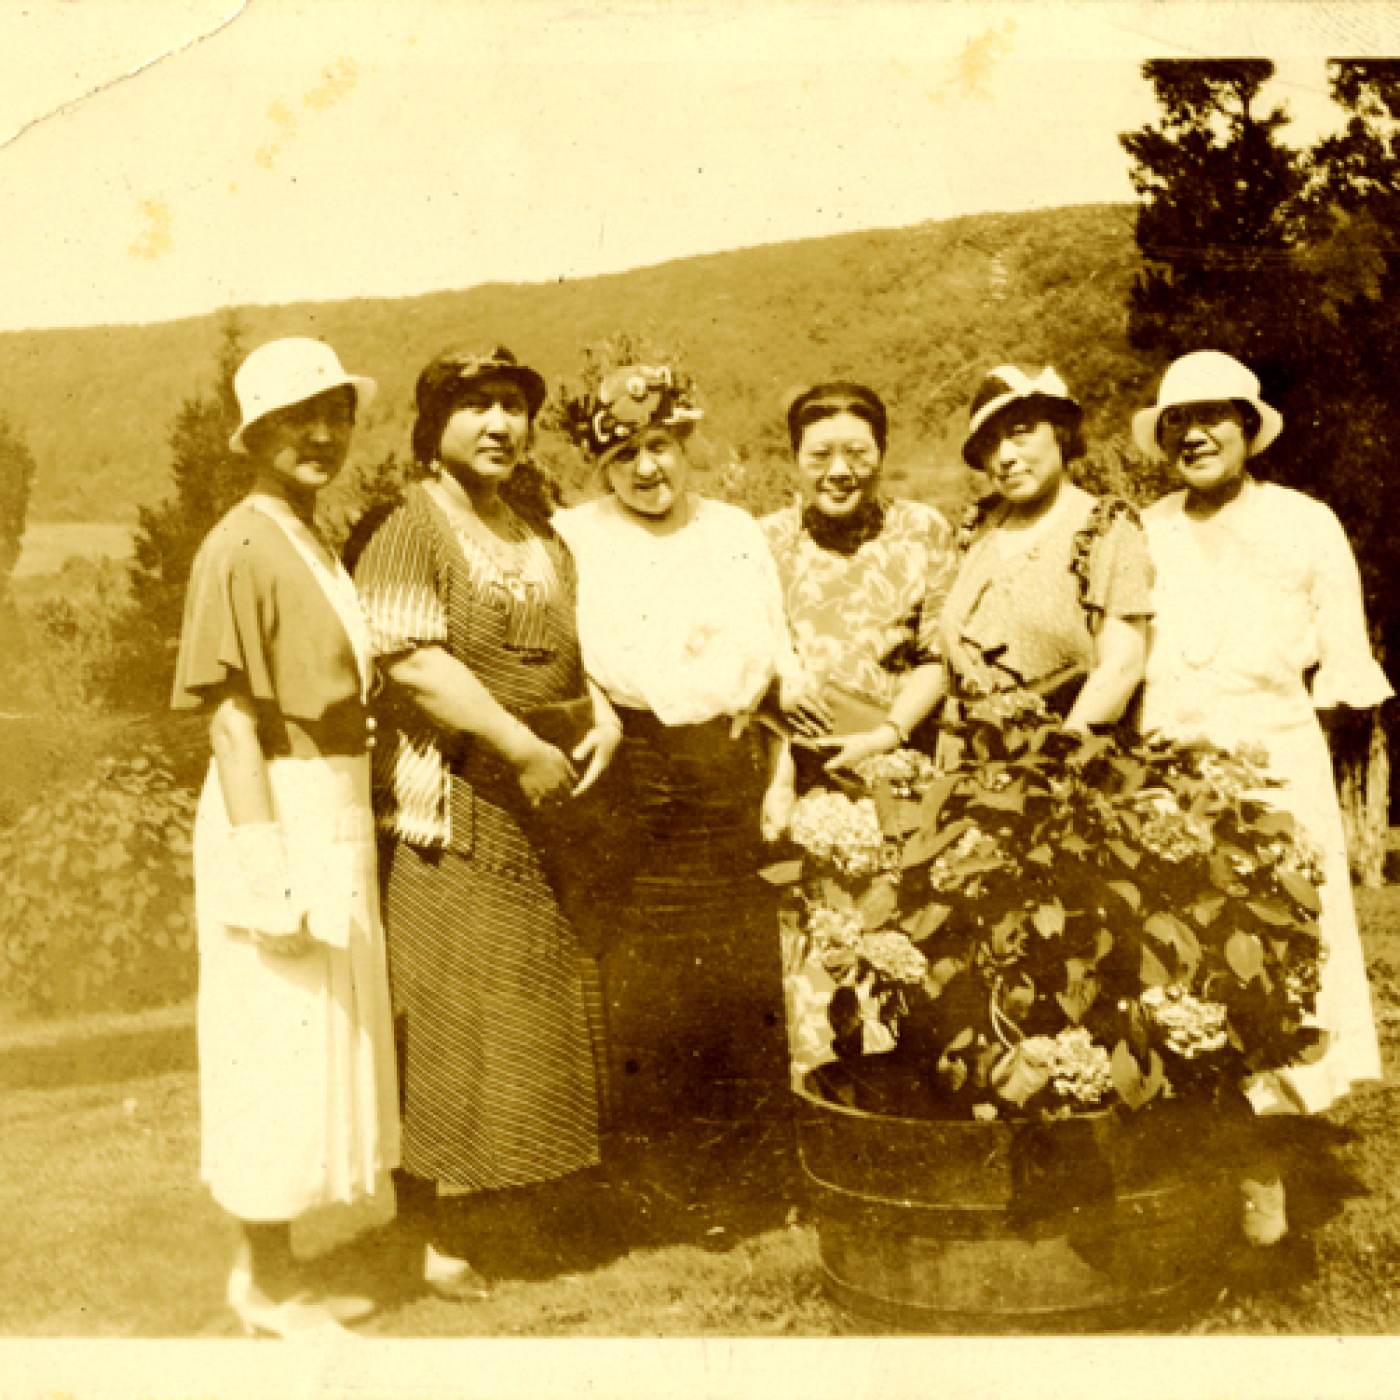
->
[770,696,1326,1120]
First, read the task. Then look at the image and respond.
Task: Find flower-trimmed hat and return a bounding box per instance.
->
[562,364,703,461]
[230,338,376,454]
[961,364,1082,467]
[411,345,547,464]
[1131,350,1283,461]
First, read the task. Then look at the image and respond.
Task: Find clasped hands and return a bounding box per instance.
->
[778,670,901,773]
[513,721,622,809]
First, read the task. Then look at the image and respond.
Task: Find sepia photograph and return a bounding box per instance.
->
[1,1,1398,1395]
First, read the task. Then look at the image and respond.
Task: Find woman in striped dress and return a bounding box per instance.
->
[352,347,620,1298]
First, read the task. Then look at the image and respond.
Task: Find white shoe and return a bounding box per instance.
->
[228,1241,369,1335]
[1241,1174,1288,1246]
[423,1242,493,1301]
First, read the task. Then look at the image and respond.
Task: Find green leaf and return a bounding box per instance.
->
[922,955,964,999]
[1106,839,1141,869]
[1225,930,1265,983]
[1056,972,1098,1024]
[1111,1039,1153,1111]
[758,859,804,887]
[1025,844,1055,867]
[901,817,973,871]
[1140,942,1172,986]
[1277,870,1321,915]
[1106,880,1141,911]
[1246,899,1294,928]
[1191,893,1226,927]
[902,902,951,943]
[1031,900,1065,938]
[858,877,899,931]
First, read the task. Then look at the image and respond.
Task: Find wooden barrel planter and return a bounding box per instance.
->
[796,1069,1237,1333]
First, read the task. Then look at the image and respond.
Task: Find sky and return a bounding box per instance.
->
[0,0,1395,333]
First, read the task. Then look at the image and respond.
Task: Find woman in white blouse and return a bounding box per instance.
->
[1136,350,1392,1246]
[554,364,801,1122]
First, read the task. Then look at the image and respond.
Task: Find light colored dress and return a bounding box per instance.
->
[940,484,1153,697]
[173,498,400,1221]
[762,497,955,707]
[1141,478,1392,1115]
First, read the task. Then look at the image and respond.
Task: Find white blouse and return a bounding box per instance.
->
[554,494,799,726]
[1141,479,1392,746]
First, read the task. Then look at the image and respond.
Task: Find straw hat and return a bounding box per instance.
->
[962,365,1081,467]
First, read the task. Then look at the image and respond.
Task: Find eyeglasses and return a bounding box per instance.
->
[798,443,880,471]
[1158,402,1242,440]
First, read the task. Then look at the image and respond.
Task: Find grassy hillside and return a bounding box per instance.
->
[0,203,1148,524]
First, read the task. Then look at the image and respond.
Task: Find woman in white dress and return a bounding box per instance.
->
[172,338,400,1335]
[554,364,803,1121]
[1135,349,1392,1245]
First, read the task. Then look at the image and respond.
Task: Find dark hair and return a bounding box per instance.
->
[969,399,1086,468]
[410,346,545,466]
[787,381,888,456]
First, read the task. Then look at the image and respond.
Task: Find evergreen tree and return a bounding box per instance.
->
[1120,60,1308,368]
[104,316,248,708]
[0,415,37,608]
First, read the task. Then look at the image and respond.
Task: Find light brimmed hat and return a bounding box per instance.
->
[962,365,1081,467]
[1131,350,1283,461]
[230,338,376,454]
[411,345,547,464]
[562,364,703,461]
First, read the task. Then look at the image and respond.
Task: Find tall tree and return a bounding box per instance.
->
[104,316,248,708]
[1120,60,1308,369]
[0,415,37,609]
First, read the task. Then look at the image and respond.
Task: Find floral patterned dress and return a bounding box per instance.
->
[762,496,956,1079]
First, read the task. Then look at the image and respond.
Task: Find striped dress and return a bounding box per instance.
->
[353,483,601,1191]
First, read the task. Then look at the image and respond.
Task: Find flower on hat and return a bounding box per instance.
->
[561,363,702,459]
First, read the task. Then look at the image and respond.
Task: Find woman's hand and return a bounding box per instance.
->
[512,735,578,807]
[571,722,623,797]
[253,925,315,958]
[815,723,900,773]
[779,669,834,739]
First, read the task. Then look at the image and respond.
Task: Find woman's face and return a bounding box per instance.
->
[604,426,689,518]
[796,411,883,519]
[979,413,1064,508]
[1159,400,1250,495]
[252,387,355,495]
[437,374,532,484]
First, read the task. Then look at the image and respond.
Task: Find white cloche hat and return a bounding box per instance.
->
[229,337,377,454]
[1132,350,1283,461]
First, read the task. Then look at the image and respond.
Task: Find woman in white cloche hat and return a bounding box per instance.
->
[172,337,400,1336]
[1136,349,1392,1247]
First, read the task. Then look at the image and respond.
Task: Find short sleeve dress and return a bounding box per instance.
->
[939,484,1154,700]
[172,497,400,1222]
[762,497,956,708]
[1141,479,1392,1114]
[352,483,601,1191]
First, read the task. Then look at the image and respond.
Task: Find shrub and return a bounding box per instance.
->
[0,748,197,1017]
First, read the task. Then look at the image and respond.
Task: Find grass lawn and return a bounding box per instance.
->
[3,890,1399,1339]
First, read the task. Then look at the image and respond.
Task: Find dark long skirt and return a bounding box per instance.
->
[599,709,787,1124]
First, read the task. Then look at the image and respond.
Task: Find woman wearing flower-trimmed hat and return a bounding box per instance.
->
[172,336,399,1336]
[940,364,1153,728]
[1136,349,1392,1245]
[553,364,799,1121]
[351,346,618,1298]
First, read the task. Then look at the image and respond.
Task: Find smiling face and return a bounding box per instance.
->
[1159,400,1250,496]
[603,425,690,518]
[795,411,883,519]
[436,373,532,485]
[248,386,356,497]
[977,411,1065,508]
